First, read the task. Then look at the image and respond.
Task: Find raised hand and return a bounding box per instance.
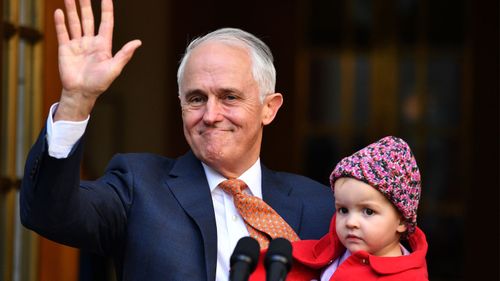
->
[54,0,141,121]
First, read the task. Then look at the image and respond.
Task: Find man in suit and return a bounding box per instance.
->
[20,0,334,280]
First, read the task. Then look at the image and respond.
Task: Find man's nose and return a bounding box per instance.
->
[203,98,224,124]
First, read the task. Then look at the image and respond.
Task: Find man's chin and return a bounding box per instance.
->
[196,149,226,166]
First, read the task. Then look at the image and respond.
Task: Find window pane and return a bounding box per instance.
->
[353,54,370,127]
[16,40,27,177]
[398,53,419,126]
[1,40,9,176]
[15,40,37,177]
[426,53,461,127]
[3,0,10,21]
[18,0,39,28]
[309,55,341,124]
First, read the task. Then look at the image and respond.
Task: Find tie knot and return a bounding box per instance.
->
[218,178,248,196]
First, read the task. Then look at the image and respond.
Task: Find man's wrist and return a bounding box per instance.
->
[54,91,97,121]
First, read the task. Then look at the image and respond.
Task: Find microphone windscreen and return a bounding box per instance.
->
[230,236,260,271]
[264,238,292,270]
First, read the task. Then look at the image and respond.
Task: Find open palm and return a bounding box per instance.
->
[59,34,122,96]
[55,0,141,118]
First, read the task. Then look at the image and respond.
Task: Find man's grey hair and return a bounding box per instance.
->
[177,28,276,102]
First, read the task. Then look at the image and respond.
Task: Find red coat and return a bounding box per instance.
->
[250,215,428,281]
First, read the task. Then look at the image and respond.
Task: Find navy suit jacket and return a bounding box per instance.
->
[21,129,335,280]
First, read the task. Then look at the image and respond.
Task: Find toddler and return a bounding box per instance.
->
[251,136,428,280]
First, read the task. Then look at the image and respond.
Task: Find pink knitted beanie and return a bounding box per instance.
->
[330,136,421,235]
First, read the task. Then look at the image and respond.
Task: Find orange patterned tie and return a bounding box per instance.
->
[218,178,300,249]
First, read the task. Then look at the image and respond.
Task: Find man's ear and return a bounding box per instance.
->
[262,93,283,126]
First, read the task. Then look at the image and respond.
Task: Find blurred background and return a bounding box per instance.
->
[0,0,498,280]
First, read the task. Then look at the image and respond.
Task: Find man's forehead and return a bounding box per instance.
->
[181,45,254,86]
[185,42,251,71]
[192,39,250,54]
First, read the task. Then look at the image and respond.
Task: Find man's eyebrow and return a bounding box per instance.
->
[183,89,206,97]
[219,87,243,95]
[182,87,243,97]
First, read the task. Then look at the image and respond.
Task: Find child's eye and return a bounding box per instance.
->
[337,207,348,214]
[363,208,374,216]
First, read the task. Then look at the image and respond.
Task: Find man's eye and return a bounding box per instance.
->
[224,95,237,101]
[363,208,374,216]
[188,96,206,104]
[338,207,348,214]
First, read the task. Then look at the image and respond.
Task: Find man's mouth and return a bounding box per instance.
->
[199,127,232,135]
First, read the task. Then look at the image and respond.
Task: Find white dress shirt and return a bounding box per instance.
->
[45,103,260,281]
[202,161,261,281]
[46,103,89,158]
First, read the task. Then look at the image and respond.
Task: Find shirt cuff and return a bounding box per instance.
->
[46,103,89,159]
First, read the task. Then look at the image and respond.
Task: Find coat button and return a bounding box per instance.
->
[361,258,368,264]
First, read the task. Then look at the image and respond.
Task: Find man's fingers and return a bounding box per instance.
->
[98,0,114,51]
[64,0,82,39]
[79,0,94,37]
[112,40,142,74]
[54,9,70,45]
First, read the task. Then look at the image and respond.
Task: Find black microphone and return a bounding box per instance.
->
[229,236,260,281]
[264,238,293,281]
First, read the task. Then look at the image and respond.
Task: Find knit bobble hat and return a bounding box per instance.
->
[330,136,421,236]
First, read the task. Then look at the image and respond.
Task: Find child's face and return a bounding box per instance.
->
[334,177,407,257]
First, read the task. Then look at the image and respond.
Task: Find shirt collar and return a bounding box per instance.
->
[202,159,262,199]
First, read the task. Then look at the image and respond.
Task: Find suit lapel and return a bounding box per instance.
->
[163,155,304,279]
[165,151,217,281]
[261,165,303,235]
